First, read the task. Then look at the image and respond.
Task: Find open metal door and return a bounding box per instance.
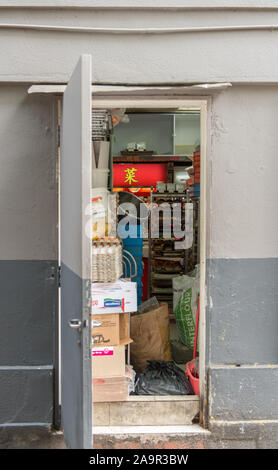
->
[60,55,92,449]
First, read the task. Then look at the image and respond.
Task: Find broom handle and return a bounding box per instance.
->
[193,294,200,360]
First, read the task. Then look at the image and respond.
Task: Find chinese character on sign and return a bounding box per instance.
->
[124,167,138,185]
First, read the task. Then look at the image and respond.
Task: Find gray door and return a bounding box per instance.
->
[60,55,92,449]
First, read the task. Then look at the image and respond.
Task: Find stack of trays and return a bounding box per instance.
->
[91,280,137,402]
[192,150,200,197]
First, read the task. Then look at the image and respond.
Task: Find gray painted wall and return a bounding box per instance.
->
[0,86,58,261]
[209,365,278,421]
[207,259,278,365]
[0,85,58,426]
[0,366,54,425]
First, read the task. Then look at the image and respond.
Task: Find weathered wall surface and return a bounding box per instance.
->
[209,86,278,260]
[0,85,58,426]
[207,85,278,425]
[1,2,278,83]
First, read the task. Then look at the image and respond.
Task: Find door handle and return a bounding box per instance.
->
[69,319,82,329]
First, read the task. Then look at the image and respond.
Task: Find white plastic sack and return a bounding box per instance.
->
[172,265,200,349]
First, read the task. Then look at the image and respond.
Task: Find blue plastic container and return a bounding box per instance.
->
[117,224,144,241]
[120,225,144,306]
[123,246,143,257]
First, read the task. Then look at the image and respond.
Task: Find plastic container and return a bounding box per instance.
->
[167,183,175,193]
[118,223,144,241]
[156,181,166,193]
[185,360,199,395]
[92,196,106,239]
[123,246,143,257]
[97,141,110,169]
[91,187,109,206]
[92,168,110,189]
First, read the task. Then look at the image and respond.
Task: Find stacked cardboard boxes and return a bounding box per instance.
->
[186,150,200,197]
[91,279,137,402]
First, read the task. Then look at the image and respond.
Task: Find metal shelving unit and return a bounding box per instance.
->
[148,189,200,309]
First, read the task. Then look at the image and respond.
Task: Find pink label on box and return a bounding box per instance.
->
[92,347,114,357]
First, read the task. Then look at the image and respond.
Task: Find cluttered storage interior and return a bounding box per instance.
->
[91,107,201,409]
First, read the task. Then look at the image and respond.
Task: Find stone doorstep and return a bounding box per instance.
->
[1,424,274,449]
[92,422,278,449]
[92,425,211,450]
[93,397,199,427]
[92,433,258,450]
[93,425,208,435]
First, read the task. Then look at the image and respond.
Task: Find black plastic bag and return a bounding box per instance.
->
[133,360,194,396]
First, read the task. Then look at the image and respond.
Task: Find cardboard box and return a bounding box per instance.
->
[92,366,135,402]
[92,345,126,377]
[93,376,129,402]
[91,313,132,346]
[91,279,137,314]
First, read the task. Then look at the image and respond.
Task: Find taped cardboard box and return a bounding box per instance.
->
[130,302,172,373]
[92,344,126,378]
[93,376,129,402]
[91,313,131,346]
[92,366,135,403]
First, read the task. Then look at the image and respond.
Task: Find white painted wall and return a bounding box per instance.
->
[175,114,200,146]
[209,85,278,259]
[0,85,58,260]
[0,4,277,261]
[1,4,278,83]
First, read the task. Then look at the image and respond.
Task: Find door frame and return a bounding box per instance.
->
[54,93,210,432]
[90,96,210,428]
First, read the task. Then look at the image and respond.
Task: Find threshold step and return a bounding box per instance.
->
[93,398,199,426]
[93,425,209,435]
[126,395,198,402]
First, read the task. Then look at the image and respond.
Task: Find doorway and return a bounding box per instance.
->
[30,57,211,447]
[91,97,208,428]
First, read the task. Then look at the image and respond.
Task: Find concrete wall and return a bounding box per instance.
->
[0,85,58,426]
[0,2,277,434]
[1,3,278,83]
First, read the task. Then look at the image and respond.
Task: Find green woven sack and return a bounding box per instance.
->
[173,266,199,349]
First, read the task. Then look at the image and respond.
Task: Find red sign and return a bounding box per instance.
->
[113,163,167,187]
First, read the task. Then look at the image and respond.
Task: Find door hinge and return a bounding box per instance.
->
[58,266,61,287]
